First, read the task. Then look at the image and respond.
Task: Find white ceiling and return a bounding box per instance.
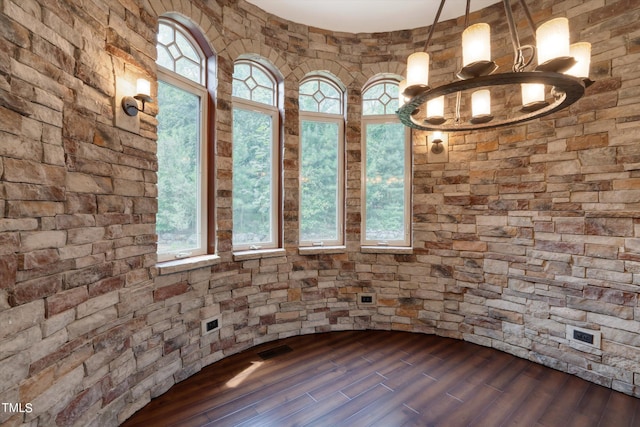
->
[245,0,501,33]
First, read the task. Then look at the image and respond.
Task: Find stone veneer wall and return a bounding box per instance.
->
[1,0,639,424]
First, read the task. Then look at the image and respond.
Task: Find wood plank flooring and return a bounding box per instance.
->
[122,330,640,427]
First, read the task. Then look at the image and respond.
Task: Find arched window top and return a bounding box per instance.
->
[299,76,343,115]
[233,60,277,106]
[157,19,205,85]
[362,79,400,116]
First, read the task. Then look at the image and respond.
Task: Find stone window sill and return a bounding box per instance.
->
[299,246,346,255]
[361,246,413,255]
[156,254,221,275]
[233,248,286,261]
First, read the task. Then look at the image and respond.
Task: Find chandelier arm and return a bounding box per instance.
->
[464,0,471,29]
[503,0,524,70]
[518,44,536,70]
[423,0,447,51]
[518,0,537,42]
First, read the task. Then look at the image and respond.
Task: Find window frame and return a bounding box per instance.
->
[298,76,346,247]
[155,18,211,262]
[361,79,412,248]
[231,60,282,251]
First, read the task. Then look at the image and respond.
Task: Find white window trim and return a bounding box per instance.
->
[361,114,412,247]
[231,96,280,251]
[298,111,345,247]
[156,66,209,262]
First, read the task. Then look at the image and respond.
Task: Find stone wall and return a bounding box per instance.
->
[1,0,639,424]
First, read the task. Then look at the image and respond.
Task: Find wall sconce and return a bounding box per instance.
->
[121,78,153,116]
[431,131,444,154]
[428,131,448,163]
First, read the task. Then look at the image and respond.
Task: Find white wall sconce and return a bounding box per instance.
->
[121,78,153,116]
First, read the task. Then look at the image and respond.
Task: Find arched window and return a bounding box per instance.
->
[361,78,411,247]
[299,75,345,247]
[232,60,280,250]
[156,18,210,261]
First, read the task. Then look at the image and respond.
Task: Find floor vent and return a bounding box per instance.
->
[258,345,293,360]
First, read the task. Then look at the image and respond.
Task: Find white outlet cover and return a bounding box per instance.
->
[201,316,221,336]
[566,325,601,349]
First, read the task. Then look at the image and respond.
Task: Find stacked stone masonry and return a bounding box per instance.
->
[1,0,639,424]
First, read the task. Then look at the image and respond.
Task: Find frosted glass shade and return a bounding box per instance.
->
[536,17,570,65]
[426,96,444,118]
[398,79,408,107]
[567,42,591,78]
[407,52,430,88]
[472,89,491,117]
[521,83,545,106]
[136,78,151,96]
[462,23,491,66]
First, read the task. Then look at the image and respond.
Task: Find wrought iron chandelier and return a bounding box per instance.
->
[396,0,593,132]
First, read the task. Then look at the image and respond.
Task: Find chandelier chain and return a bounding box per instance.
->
[464,0,471,29]
[423,0,446,52]
[517,0,538,41]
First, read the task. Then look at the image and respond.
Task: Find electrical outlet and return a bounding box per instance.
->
[566,325,601,349]
[201,316,220,336]
[358,293,376,305]
[573,329,593,344]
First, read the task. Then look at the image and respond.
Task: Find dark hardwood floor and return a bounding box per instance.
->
[122,330,640,427]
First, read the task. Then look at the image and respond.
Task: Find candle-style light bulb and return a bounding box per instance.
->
[462,23,491,66]
[472,89,490,117]
[521,83,545,106]
[398,79,408,108]
[536,17,570,66]
[136,78,151,97]
[521,83,549,112]
[425,96,445,125]
[405,52,430,95]
[470,89,493,124]
[566,42,591,78]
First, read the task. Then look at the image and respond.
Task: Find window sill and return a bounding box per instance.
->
[156,254,221,275]
[361,246,413,255]
[299,246,346,255]
[233,248,286,261]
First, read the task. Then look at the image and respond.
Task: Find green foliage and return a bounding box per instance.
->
[365,122,406,241]
[157,74,407,250]
[156,80,201,253]
[232,107,274,245]
[300,120,339,241]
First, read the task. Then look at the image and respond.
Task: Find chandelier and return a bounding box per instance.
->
[396,0,593,132]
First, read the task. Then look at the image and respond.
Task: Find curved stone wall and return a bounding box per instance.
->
[1,0,639,425]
